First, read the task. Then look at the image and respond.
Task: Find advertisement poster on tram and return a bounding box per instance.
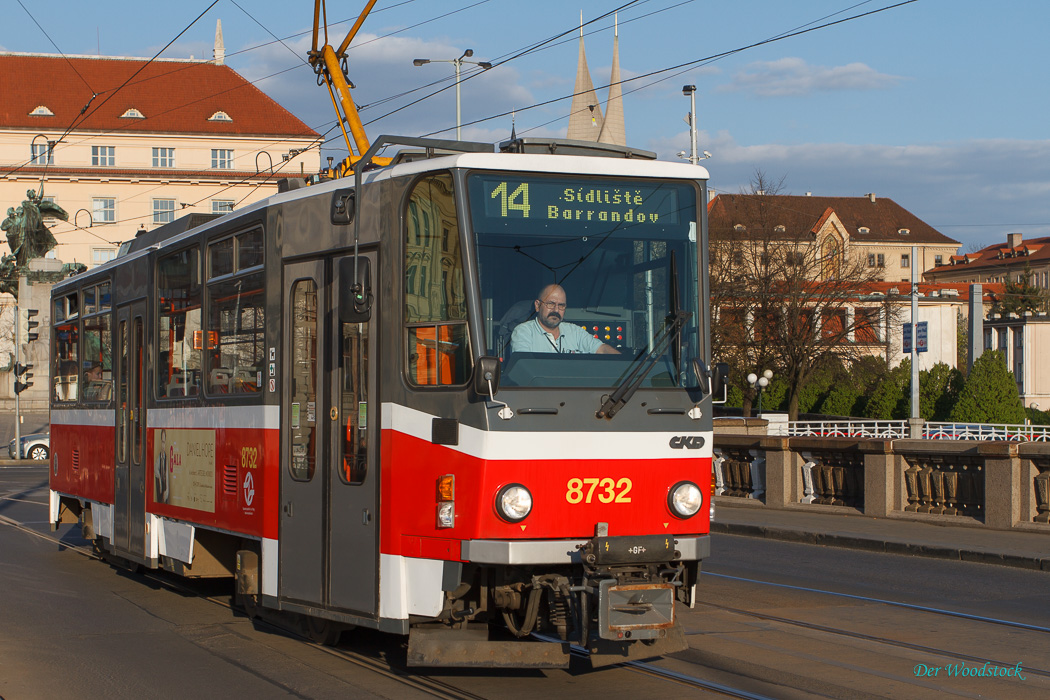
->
[153,428,216,512]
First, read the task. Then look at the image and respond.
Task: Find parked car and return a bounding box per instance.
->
[8,432,50,460]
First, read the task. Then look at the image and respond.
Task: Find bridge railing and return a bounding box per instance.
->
[922,422,1050,442]
[787,420,1050,442]
[712,430,1050,529]
[788,420,907,439]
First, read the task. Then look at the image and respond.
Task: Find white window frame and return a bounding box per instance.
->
[91,247,118,266]
[152,147,175,168]
[901,254,910,269]
[92,197,116,224]
[211,149,234,169]
[31,143,54,165]
[212,200,235,215]
[153,198,176,225]
[92,146,115,167]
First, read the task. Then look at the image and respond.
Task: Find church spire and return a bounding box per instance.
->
[566,11,604,141]
[597,13,625,146]
[213,19,226,65]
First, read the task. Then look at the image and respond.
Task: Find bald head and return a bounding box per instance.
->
[535,284,567,332]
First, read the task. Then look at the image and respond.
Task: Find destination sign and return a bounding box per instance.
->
[472,175,683,227]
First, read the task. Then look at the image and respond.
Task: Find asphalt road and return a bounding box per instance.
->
[4,465,1049,699]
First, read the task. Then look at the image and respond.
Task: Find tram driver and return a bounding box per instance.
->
[509,283,619,355]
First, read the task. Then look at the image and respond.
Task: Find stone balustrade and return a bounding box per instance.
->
[713,420,1050,532]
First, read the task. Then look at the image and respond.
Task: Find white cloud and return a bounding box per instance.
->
[227,29,534,151]
[718,57,903,97]
[645,132,1050,250]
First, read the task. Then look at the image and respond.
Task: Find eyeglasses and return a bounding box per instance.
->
[540,300,567,311]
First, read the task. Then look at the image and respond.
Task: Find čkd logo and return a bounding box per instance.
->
[669,435,704,449]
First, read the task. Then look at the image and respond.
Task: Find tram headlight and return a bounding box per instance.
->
[495,484,532,523]
[668,481,702,518]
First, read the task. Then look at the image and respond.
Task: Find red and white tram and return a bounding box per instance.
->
[49,134,722,667]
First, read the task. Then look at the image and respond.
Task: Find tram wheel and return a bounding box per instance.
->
[238,592,260,620]
[303,615,343,646]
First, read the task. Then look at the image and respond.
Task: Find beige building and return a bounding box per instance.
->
[0,44,320,403]
[983,314,1050,411]
[708,193,961,280]
[0,47,320,272]
[924,232,1050,290]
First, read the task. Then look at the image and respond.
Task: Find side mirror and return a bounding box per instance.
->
[692,358,729,403]
[331,189,355,225]
[472,356,502,397]
[710,362,729,400]
[339,256,371,323]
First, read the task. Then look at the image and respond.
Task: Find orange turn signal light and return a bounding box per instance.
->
[437,474,455,501]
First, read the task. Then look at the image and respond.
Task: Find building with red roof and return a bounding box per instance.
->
[0,35,320,272]
[924,232,1050,290]
[709,193,961,282]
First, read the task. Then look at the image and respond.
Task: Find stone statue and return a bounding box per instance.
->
[0,253,18,297]
[2,188,67,271]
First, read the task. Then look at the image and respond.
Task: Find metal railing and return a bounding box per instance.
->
[923,422,1050,442]
[789,420,907,439]
[787,419,1050,442]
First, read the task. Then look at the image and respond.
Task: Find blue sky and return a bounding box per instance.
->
[5,0,1049,250]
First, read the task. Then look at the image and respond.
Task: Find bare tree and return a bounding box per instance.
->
[710,171,902,419]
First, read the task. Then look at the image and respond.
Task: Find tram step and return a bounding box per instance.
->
[407,627,570,668]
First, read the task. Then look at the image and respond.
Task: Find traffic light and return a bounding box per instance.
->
[24,308,39,343]
[14,362,33,395]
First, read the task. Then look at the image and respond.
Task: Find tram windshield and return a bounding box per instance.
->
[468,172,701,389]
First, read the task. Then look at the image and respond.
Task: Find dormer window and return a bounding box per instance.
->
[120,108,146,119]
[857,227,870,235]
[774,225,786,233]
[208,111,233,122]
[898,228,910,236]
[733,224,746,232]
[29,105,54,116]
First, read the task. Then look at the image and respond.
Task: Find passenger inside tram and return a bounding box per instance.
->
[82,361,112,401]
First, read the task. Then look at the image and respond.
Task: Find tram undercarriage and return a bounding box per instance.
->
[407,537,699,668]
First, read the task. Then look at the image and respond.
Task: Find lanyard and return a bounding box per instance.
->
[546,333,561,353]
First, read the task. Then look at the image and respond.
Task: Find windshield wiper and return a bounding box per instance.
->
[596,309,692,420]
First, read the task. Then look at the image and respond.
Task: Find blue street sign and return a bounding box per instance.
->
[903,322,929,353]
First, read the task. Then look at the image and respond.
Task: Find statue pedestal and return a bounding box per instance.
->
[2,259,66,411]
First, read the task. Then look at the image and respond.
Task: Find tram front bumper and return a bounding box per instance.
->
[596,579,676,641]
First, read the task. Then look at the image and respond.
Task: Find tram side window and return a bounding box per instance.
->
[205,228,265,397]
[81,281,113,403]
[289,279,318,482]
[404,173,471,386]
[157,247,202,399]
[207,272,264,395]
[53,293,79,403]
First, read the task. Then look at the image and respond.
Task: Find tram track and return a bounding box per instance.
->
[699,570,1050,679]
[0,515,493,700]
[705,571,1050,634]
[8,513,773,698]
[532,633,778,700]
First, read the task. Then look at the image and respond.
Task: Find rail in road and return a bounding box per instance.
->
[4,465,1049,699]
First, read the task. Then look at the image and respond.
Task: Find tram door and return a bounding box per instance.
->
[113,301,147,558]
[280,255,378,615]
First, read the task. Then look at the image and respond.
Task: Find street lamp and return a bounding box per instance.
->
[413,49,492,140]
[682,85,698,166]
[747,369,774,417]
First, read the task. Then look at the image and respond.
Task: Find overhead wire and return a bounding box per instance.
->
[419,0,921,138]
[8,0,920,247]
